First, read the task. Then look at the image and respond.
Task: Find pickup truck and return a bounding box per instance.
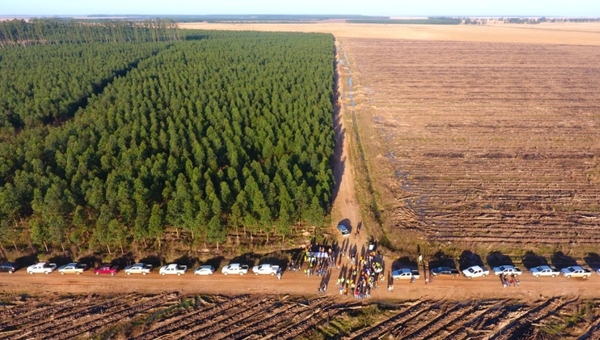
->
[430,266,459,277]
[221,263,249,275]
[392,268,420,280]
[462,265,490,278]
[493,265,523,276]
[27,262,57,274]
[124,263,153,275]
[252,264,280,275]
[561,266,591,279]
[159,263,187,276]
[530,265,560,278]
[58,263,87,275]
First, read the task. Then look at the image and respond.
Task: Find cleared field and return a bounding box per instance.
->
[1,293,599,339]
[340,37,600,246]
[180,22,600,46]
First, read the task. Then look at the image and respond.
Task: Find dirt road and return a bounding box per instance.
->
[0,269,597,301]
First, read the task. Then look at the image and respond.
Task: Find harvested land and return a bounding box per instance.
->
[1,293,600,339]
[180,22,600,46]
[339,38,600,246]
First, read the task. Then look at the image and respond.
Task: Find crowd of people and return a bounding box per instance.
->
[500,273,520,288]
[293,239,389,299]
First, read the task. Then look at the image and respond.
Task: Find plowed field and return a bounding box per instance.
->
[2,293,600,339]
[341,37,600,246]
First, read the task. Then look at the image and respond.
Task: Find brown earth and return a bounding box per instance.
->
[339,37,600,250]
[180,22,600,46]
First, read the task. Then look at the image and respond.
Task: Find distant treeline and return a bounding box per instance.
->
[346,17,462,25]
[0,19,180,46]
[85,14,381,23]
[502,17,600,24]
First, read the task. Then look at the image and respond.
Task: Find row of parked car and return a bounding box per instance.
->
[0,261,281,276]
[458,264,594,279]
[389,264,597,280]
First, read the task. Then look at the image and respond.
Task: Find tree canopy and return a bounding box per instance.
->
[0,30,335,252]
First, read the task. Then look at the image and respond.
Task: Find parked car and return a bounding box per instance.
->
[492,265,523,276]
[124,263,153,275]
[530,265,560,278]
[27,262,57,274]
[561,266,591,279]
[252,264,280,275]
[0,262,18,274]
[337,224,350,236]
[194,265,215,275]
[58,263,88,275]
[462,265,489,278]
[430,266,459,277]
[159,263,187,276]
[221,263,249,275]
[94,265,119,276]
[392,268,420,280]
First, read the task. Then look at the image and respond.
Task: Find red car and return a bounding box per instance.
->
[94,265,119,276]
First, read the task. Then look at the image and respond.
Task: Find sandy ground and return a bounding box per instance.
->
[180,22,600,46]
[0,265,597,302]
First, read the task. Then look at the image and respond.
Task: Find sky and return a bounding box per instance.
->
[1,0,599,17]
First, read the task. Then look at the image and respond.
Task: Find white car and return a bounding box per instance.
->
[252,264,280,275]
[124,263,153,275]
[194,265,215,275]
[561,266,591,279]
[27,262,57,274]
[221,263,249,275]
[530,265,560,278]
[58,263,87,275]
[462,265,490,278]
[159,263,187,276]
[493,265,523,276]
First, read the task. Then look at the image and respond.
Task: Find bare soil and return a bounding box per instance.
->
[340,37,600,249]
[180,22,600,46]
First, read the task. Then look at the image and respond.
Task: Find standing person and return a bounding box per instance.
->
[277,268,282,280]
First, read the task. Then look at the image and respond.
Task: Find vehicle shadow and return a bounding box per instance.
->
[139,255,162,268]
[15,253,38,269]
[486,251,514,268]
[521,251,548,270]
[174,255,198,269]
[392,256,418,270]
[583,253,600,272]
[458,250,485,270]
[111,252,135,269]
[258,255,288,270]
[550,251,578,270]
[203,256,224,270]
[230,252,261,267]
[48,254,73,267]
[428,250,457,269]
[78,254,102,269]
[337,218,352,234]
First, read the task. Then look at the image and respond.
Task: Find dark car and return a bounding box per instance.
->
[0,262,18,274]
[430,266,459,276]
